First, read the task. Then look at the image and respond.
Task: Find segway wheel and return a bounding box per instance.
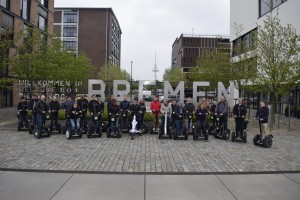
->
[29,125,34,134]
[118,132,122,138]
[253,134,261,145]
[62,126,66,135]
[214,130,218,138]
[34,130,41,139]
[264,135,273,148]
[231,131,235,142]
[66,130,71,139]
[158,134,162,139]
[224,129,230,140]
[78,130,83,138]
[87,129,91,138]
[46,129,51,137]
[243,131,247,143]
[18,123,21,131]
[185,132,188,140]
[193,133,197,141]
[205,131,208,141]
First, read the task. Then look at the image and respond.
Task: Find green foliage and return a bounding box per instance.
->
[252,12,300,98]
[99,64,131,81]
[8,28,93,82]
[163,66,187,82]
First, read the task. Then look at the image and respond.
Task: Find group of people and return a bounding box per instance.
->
[149,96,270,140]
[18,93,270,140]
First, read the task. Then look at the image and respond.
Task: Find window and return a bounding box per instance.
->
[259,0,288,17]
[63,38,77,51]
[1,12,13,30]
[39,0,48,8]
[38,15,46,30]
[20,0,30,21]
[63,25,77,37]
[63,10,78,23]
[0,0,9,9]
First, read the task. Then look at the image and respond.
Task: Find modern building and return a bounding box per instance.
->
[230,0,300,113]
[0,0,54,107]
[171,34,230,72]
[54,8,122,76]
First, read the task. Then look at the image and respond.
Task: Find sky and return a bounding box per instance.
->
[55,0,230,81]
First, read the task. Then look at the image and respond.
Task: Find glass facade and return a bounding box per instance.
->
[60,10,79,52]
[110,17,121,65]
[259,0,288,17]
[20,0,30,21]
[0,0,9,9]
[232,28,257,57]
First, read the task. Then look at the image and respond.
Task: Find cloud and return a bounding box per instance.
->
[55,0,230,80]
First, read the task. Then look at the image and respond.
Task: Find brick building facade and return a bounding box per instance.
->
[0,0,54,107]
[54,8,122,77]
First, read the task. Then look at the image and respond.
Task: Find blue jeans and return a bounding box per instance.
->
[223,115,228,131]
[196,119,207,131]
[50,112,58,130]
[90,117,100,132]
[175,120,182,136]
[186,118,193,129]
[110,118,119,132]
[70,118,80,132]
[31,112,37,126]
[19,112,29,127]
[37,113,44,132]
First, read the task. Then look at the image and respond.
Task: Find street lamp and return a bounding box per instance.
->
[131,61,133,101]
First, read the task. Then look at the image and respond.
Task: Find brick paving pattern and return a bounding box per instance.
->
[0,120,299,173]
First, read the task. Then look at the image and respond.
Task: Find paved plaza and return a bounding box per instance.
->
[0,120,299,173]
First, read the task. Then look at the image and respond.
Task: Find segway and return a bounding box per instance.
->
[66,118,82,140]
[253,119,273,148]
[29,111,36,134]
[208,113,216,135]
[107,114,122,138]
[150,111,160,134]
[186,111,194,135]
[231,117,247,143]
[159,112,172,139]
[194,119,209,141]
[78,111,88,134]
[172,113,188,140]
[87,113,102,138]
[214,114,230,140]
[121,111,129,133]
[49,110,61,134]
[34,113,51,139]
[62,112,71,135]
[129,113,142,140]
[17,112,30,131]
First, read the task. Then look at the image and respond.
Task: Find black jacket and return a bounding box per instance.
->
[36,100,49,114]
[130,104,141,114]
[139,103,146,113]
[195,108,208,120]
[69,106,81,119]
[17,101,29,113]
[233,104,247,117]
[49,101,60,112]
[184,102,195,113]
[77,98,88,112]
[108,104,120,116]
[88,100,103,114]
[29,99,38,112]
[256,106,269,123]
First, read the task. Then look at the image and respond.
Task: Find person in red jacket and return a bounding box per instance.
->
[150,96,161,130]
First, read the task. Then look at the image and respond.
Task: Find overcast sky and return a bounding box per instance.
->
[55,0,230,81]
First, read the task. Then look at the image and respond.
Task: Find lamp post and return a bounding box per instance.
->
[131,61,133,101]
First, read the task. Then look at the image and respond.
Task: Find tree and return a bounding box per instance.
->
[251,11,300,129]
[163,66,186,82]
[0,29,14,89]
[99,64,131,81]
[9,28,93,83]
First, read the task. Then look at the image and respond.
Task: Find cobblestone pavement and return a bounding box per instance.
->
[0,120,299,174]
